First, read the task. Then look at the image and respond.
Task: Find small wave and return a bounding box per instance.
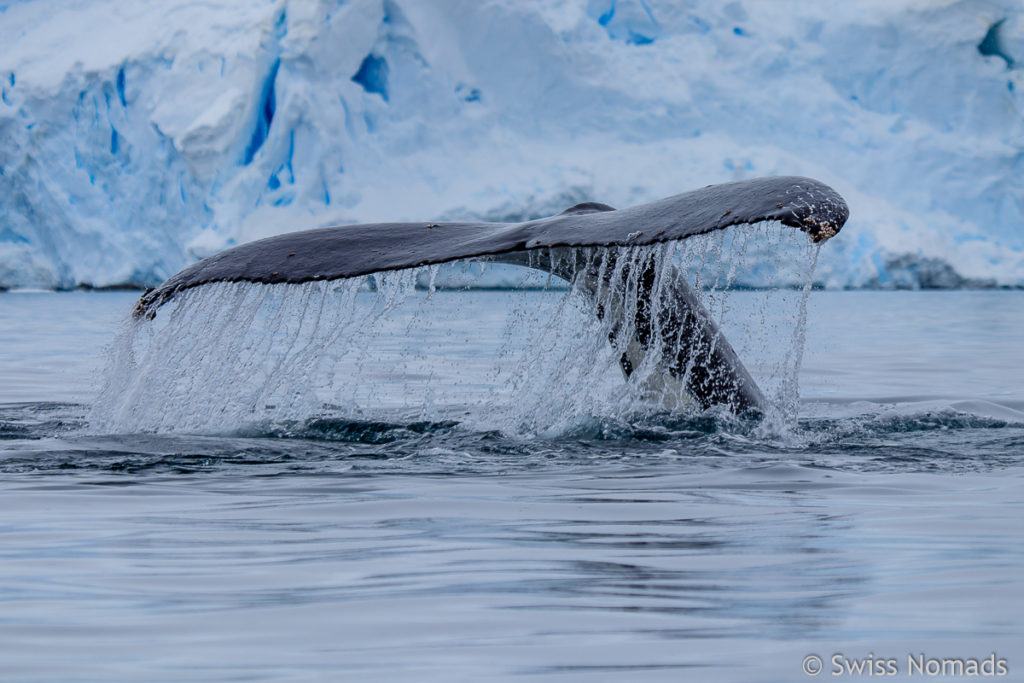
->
[548,409,759,442]
[799,400,1024,439]
[252,417,461,444]
[805,410,1021,441]
[0,402,86,440]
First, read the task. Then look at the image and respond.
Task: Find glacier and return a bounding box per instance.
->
[0,0,1021,290]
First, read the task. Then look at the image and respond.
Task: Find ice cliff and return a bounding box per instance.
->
[0,0,1021,289]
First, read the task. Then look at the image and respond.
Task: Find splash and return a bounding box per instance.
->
[89,225,820,435]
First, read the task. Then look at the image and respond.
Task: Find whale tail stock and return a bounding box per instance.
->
[491,246,764,413]
[134,176,849,413]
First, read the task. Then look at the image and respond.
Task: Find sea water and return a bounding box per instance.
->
[1,287,1023,682]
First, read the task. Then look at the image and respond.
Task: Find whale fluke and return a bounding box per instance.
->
[133,176,849,413]
[136,176,847,318]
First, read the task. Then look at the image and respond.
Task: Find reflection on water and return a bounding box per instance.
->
[0,290,1023,681]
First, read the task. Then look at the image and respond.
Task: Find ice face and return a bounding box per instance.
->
[1,0,1021,290]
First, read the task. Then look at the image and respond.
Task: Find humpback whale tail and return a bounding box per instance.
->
[132,176,848,415]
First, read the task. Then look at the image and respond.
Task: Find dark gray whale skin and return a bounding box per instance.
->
[135,176,848,318]
[133,176,848,413]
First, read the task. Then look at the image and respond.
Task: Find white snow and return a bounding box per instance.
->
[0,0,1021,289]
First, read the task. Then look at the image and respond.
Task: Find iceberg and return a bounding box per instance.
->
[0,0,1021,290]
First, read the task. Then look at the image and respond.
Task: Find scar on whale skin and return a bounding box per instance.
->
[135,176,849,413]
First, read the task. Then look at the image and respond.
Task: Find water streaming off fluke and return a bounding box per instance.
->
[89,224,821,436]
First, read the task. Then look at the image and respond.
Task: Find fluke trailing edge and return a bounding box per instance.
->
[134,176,849,413]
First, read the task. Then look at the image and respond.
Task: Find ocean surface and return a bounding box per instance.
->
[1,287,1023,681]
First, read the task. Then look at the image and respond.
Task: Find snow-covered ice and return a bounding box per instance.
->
[0,0,1021,289]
